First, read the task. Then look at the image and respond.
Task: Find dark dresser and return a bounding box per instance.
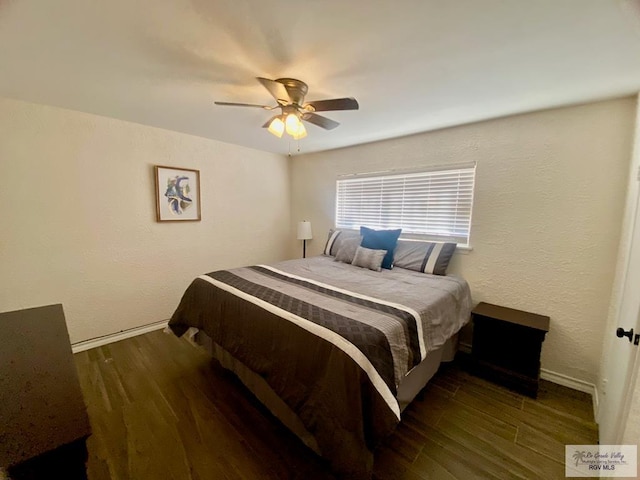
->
[0,304,91,479]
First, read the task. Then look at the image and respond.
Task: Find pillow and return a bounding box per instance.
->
[360,226,402,269]
[393,240,457,275]
[323,228,360,257]
[334,236,362,264]
[351,246,386,272]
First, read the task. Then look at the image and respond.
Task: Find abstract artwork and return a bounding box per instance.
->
[154,166,201,222]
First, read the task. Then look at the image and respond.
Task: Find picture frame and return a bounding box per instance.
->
[154,165,201,222]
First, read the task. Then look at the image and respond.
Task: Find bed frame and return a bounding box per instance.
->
[189,328,458,455]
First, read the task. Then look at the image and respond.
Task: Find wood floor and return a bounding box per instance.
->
[74,329,598,480]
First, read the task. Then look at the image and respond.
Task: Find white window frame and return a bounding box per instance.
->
[335,163,476,246]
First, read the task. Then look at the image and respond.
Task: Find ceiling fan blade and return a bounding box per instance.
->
[214,101,272,109]
[257,77,292,104]
[304,97,359,112]
[302,112,340,130]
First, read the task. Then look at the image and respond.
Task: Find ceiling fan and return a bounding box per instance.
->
[214,77,359,139]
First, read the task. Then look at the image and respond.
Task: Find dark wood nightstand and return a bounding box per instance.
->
[470,302,550,398]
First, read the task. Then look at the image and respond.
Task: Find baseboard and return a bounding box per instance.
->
[71,320,168,353]
[458,342,598,417]
[540,368,598,419]
[538,368,594,394]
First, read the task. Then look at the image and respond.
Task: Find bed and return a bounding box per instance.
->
[169,233,472,479]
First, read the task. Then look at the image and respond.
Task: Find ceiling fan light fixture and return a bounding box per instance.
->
[267,116,285,138]
[292,122,307,140]
[292,121,307,140]
[285,113,301,136]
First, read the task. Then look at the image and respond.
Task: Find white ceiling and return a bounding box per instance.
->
[1,0,640,156]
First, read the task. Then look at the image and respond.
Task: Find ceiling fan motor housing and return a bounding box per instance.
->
[275,78,308,106]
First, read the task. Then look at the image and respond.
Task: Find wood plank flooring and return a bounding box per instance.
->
[74,330,598,479]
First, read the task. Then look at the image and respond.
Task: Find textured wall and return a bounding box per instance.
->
[0,97,291,343]
[290,98,635,384]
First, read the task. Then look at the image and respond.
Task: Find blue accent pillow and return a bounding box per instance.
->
[360,226,402,269]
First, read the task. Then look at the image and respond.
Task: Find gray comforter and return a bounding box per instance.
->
[169,256,471,479]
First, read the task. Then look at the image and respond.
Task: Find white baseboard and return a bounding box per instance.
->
[458,341,598,417]
[540,368,599,420]
[71,320,168,353]
[539,368,595,395]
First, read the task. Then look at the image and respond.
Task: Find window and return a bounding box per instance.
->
[335,164,476,245]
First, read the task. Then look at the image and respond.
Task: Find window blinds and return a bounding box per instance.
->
[335,165,476,245]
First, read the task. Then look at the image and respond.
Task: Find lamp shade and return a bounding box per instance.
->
[297,221,312,240]
[267,116,285,138]
[285,113,301,136]
[292,121,307,140]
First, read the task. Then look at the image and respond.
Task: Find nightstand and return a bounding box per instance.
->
[470,302,550,398]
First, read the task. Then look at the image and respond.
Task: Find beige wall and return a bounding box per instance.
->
[0,97,291,344]
[290,98,636,384]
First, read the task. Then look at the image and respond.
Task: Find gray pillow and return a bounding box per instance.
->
[334,236,362,264]
[393,240,457,275]
[323,228,361,257]
[351,246,387,272]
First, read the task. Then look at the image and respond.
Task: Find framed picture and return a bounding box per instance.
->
[154,165,201,222]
